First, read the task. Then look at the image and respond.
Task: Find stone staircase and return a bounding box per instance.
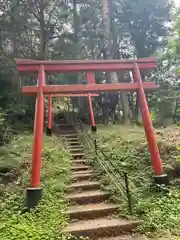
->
[58,122,144,240]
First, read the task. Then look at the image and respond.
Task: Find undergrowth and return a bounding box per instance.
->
[95,124,180,239]
[0,133,33,172]
[0,134,71,240]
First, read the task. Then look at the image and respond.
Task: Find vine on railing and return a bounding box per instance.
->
[63,109,133,214]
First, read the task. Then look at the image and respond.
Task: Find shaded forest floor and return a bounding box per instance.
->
[95,124,180,239]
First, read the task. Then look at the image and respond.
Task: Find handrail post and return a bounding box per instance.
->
[124,172,132,215]
[94,139,98,156]
[67,101,70,122]
[46,94,52,136]
[72,104,75,124]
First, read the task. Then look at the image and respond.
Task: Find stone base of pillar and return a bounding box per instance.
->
[46,128,52,136]
[154,174,169,185]
[91,125,97,133]
[26,187,42,210]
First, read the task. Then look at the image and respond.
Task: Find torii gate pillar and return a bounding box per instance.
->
[87,72,97,132]
[26,65,45,209]
[133,63,169,185]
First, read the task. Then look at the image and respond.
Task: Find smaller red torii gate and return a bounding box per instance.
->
[46,93,98,136]
[16,57,169,209]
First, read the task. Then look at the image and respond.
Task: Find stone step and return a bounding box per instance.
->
[70,146,83,150]
[69,145,83,148]
[61,134,78,137]
[66,138,79,142]
[68,142,80,146]
[59,129,74,132]
[68,203,119,220]
[67,180,100,192]
[71,165,91,171]
[59,131,75,135]
[97,235,147,240]
[71,159,89,164]
[70,148,84,153]
[71,172,97,181]
[67,190,109,204]
[69,146,84,149]
[59,124,72,127]
[72,169,94,175]
[65,217,139,239]
[67,142,81,146]
[71,153,85,159]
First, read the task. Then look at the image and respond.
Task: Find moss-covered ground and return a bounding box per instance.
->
[0,134,71,240]
[95,124,180,239]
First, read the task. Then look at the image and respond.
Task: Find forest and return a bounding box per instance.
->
[0,0,179,138]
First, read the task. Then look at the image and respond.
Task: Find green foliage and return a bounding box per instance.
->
[136,189,180,236]
[0,135,71,240]
[149,10,180,126]
[96,125,180,238]
[0,57,35,144]
[0,133,32,173]
[118,0,170,57]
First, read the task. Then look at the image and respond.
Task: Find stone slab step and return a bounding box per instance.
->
[65,139,79,142]
[68,203,119,220]
[71,172,97,181]
[71,152,85,156]
[70,148,84,151]
[71,165,91,171]
[72,170,94,175]
[71,153,85,159]
[67,180,100,192]
[70,147,84,151]
[68,142,81,145]
[70,150,85,154]
[64,136,78,139]
[59,124,72,127]
[97,235,147,240]
[59,131,75,134]
[71,159,89,164]
[67,142,81,146]
[69,145,83,148]
[62,135,77,138]
[67,190,109,204]
[61,134,78,137]
[65,217,139,238]
[66,138,79,142]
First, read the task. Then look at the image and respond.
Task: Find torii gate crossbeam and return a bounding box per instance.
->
[16,57,156,72]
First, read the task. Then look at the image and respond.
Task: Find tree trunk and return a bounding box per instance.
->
[108,8,132,124]
[72,0,84,111]
[103,0,118,82]
[135,92,142,123]
[117,72,131,123]
[39,0,46,60]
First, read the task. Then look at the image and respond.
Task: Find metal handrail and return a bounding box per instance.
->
[63,109,133,214]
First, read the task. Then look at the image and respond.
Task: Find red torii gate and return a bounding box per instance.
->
[16,57,169,209]
[46,93,98,136]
